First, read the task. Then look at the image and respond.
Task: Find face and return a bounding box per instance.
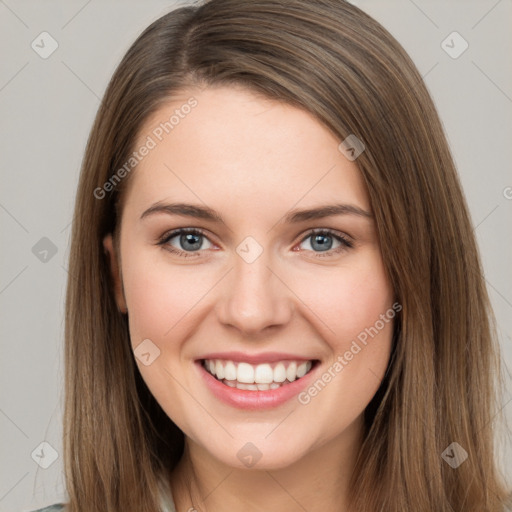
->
[104,85,395,470]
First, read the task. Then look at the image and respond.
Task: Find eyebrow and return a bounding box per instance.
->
[140,202,373,223]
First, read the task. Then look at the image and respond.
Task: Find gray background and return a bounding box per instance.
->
[1,1,511,510]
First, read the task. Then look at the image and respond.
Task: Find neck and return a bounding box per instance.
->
[170,416,363,512]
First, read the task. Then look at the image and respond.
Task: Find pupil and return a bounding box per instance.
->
[181,233,202,251]
[312,234,332,252]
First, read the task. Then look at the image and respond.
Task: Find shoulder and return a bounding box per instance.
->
[30,505,66,512]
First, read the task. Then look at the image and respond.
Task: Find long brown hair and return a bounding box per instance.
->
[64,0,511,510]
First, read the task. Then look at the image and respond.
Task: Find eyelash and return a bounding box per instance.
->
[157,227,353,259]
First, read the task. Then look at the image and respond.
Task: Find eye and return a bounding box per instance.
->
[297,229,353,257]
[158,228,213,257]
[157,227,353,259]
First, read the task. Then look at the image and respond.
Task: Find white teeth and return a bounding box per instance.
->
[224,361,237,381]
[286,362,297,382]
[218,379,284,391]
[273,362,287,382]
[215,360,225,380]
[297,363,308,379]
[203,358,315,389]
[237,362,255,383]
[254,363,274,384]
[231,381,257,390]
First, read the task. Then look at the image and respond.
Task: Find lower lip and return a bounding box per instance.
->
[196,360,319,410]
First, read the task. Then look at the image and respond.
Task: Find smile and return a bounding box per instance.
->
[196,355,320,409]
[202,359,315,390]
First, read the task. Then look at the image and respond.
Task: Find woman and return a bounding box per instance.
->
[35,0,511,510]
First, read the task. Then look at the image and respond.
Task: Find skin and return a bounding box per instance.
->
[104,85,395,512]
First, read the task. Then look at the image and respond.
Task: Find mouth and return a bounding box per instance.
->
[195,351,322,409]
[200,358,319,391]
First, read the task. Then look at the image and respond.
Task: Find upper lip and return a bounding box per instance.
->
[197,351,317,365]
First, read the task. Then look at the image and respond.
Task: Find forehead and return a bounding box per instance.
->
[124,86,370,218]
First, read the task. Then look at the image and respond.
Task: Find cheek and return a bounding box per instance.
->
[291,251,394,402]
[120,252,207,417]
[121,252,211,344]
[291,250,394,344]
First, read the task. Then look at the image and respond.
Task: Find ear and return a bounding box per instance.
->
[103,234,128,314]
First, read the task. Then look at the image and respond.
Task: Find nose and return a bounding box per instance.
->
[216,248,293,336]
